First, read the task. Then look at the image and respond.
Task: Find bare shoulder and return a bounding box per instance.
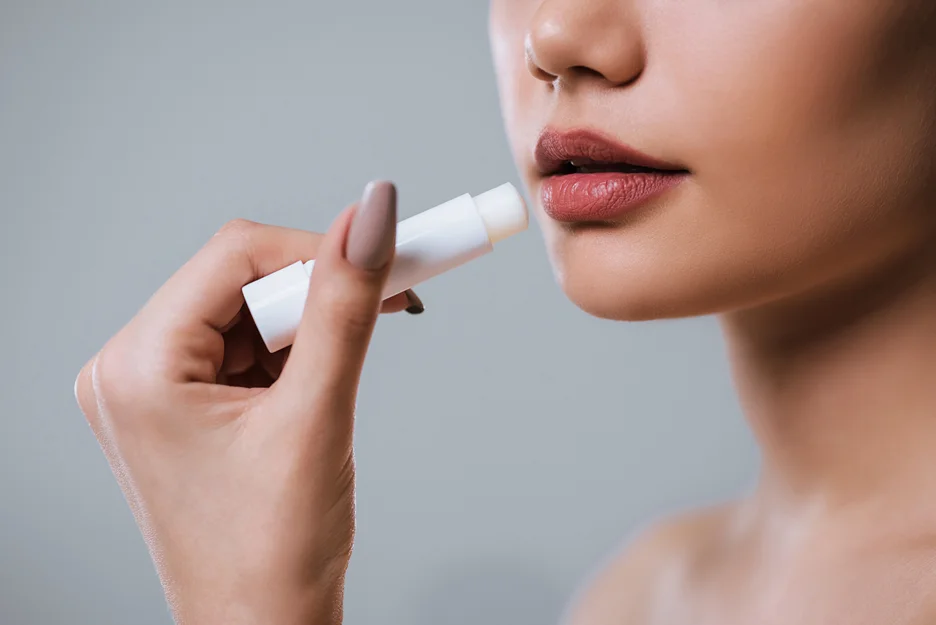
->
[562,504,736,625]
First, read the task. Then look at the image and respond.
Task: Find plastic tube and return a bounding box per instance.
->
[242,182,528,352]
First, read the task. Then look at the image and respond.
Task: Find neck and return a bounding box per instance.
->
[722,244,936,518]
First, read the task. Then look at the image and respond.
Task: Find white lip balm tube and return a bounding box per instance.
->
[242,182,528,352]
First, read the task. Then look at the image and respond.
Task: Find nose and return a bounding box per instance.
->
[525,0,644,87]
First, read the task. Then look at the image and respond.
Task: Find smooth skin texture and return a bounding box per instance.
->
[490,0,936,624]
[75,1,936,624]
[75,183,404,624]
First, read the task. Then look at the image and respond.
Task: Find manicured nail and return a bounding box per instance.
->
[346,181,397,270]
[404,289,425,315]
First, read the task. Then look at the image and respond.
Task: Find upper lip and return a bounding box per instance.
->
[534,128,688,177]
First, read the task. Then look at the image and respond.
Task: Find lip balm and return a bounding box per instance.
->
[243,182,528,352]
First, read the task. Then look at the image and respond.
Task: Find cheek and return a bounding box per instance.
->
[661,2,934,205]
[489,2,543,175]
[646,2,936,297]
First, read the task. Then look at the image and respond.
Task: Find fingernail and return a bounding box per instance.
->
[346,181,397,270]
[404,289,425,315]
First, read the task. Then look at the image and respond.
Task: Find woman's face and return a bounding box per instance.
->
[490,1,936,321]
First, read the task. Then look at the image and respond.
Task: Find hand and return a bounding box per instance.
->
[75,182,409,624]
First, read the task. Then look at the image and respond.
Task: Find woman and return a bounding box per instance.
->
[75,1,936,623]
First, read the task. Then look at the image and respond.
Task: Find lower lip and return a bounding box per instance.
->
[541,172,687,223]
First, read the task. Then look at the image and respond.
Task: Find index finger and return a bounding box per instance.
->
[144,219,326,346]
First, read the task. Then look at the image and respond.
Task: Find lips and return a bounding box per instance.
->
[534,129,689,223]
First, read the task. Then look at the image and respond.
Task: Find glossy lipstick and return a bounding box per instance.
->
[535,129,688,223]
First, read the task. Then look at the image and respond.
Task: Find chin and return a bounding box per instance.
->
[550,230,929,325]
[557,269,719,322]
[544,226,784,322]
[536,212,711,321]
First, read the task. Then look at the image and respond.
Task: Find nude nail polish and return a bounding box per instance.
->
[346,181,397,270]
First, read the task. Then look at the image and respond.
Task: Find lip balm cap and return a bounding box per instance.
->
[242,261,310,353]
[472,183,529,244]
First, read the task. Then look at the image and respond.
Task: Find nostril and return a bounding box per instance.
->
[573,63,643,87]
[525,36,557,83]
[532,65,557,83]
[569,65,604,79]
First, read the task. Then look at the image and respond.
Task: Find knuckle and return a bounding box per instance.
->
[217,218,260,239]
[92,343,160,419]
[74,357,99,422]
[214,219,265,258]
[214,219,280,270]
[91,347,125,404]
[214,218,265,268]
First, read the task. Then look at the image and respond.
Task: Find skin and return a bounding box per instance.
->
[490,0,936,623]
[74,1,936,624]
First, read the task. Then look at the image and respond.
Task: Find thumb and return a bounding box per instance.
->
[272,181,397,413]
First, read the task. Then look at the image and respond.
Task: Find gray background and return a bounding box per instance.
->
[0,1,757,623]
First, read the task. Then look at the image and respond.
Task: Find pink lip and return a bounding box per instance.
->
[534,129,689,223]
[541,172,686,223]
